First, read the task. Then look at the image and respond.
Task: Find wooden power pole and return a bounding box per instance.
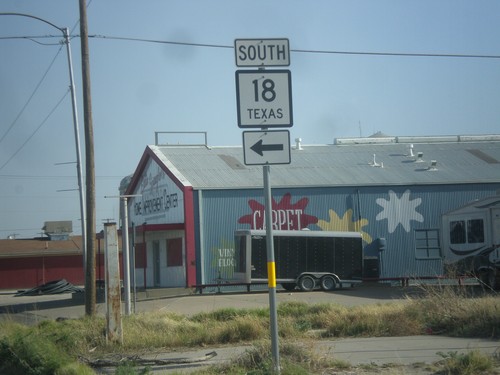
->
[79,0,97,316]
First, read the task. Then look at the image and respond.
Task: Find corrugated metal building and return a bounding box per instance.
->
[124,134,500,288]
[0,237,84,289]
[0,234,119,290]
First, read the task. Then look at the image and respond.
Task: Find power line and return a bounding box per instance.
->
[0,227,45,233]
[292,48,500,60]
[89,34,500,59]
[0,34,62,45]
[3,32,500,59]
[90,34,234,50]
[0,88,70,171]
[0,4,89,171]
[0,44,64,145]
[0,174,123,179]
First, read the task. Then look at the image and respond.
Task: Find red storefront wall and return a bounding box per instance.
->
[0,254,106,290]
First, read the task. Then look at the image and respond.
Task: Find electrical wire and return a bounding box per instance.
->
[7,33,498,59]
[89,34,500,59]
[90,34,234,50]
[0,1,90,173]
[0,34,62,45]
[292,48,500,60]
[0,88,70,171]
[0,44,64,146]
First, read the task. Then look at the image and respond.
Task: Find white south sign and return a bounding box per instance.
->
[235,38,290,67]
[235,69,293,128]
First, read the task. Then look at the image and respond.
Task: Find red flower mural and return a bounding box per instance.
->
[238,193,318,230]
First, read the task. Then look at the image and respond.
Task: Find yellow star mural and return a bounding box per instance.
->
[317,209,373,244]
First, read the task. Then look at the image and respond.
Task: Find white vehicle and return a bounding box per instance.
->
[441,195,500,289]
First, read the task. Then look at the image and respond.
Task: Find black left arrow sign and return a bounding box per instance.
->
[250,139,284,156]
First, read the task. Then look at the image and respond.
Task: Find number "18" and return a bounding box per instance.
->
[252,78,276,102]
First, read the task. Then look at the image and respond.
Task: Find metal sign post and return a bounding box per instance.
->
[105,194,142,316]
[263,164,280,373]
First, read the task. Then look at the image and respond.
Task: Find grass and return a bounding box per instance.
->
[436,350,496,375]
[192,340,353,375]
[0,285,499,374]
[0,323,94,375]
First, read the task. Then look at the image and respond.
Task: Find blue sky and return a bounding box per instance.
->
[1,0,499,238]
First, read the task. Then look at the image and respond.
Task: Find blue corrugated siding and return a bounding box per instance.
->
[197,183,500,284]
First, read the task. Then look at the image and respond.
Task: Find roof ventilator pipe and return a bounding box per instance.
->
[295,138,303,150]
[407,144,414,157]
[370,154,383,168]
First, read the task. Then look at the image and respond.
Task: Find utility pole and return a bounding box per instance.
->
[79,0,97,316]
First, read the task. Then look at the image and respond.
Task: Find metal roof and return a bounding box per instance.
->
[149,135,500,190]
[0,237,83,258]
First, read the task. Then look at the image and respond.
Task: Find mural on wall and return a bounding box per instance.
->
[238,193,318,230]
[211,238,236,279]
[316,209,373,244]
[376,189,424,233]
[210,189,428,280]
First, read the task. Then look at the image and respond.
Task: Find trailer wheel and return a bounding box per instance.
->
[320,275,337,291]
[298,275,316,292]
[281,283,296,291]
[479,269,497,290]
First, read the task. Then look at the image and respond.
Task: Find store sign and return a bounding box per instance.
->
[129,159,184,225]
[238,193,318,230]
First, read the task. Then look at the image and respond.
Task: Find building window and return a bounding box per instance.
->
[467,219,484,244]
[450,220,466,244]
[449,219,484,244]
[415,229,441,259]
[166,238,183,267]
[134,243,146,268]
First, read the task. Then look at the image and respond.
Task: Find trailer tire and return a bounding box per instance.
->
[281,283,296,291]
[479,269,497,290]
[298,275,316,292]
[320,275,337,291]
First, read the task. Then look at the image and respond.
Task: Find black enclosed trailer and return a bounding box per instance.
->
[234,229,363,291]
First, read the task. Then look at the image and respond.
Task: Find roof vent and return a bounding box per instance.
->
[428,160,438,171]
[295,138,303,150]
[369,154,383,167]
[407,144,414,157]
[415,152,424,163]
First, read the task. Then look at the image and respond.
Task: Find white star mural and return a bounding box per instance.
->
[376,190,424,233]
